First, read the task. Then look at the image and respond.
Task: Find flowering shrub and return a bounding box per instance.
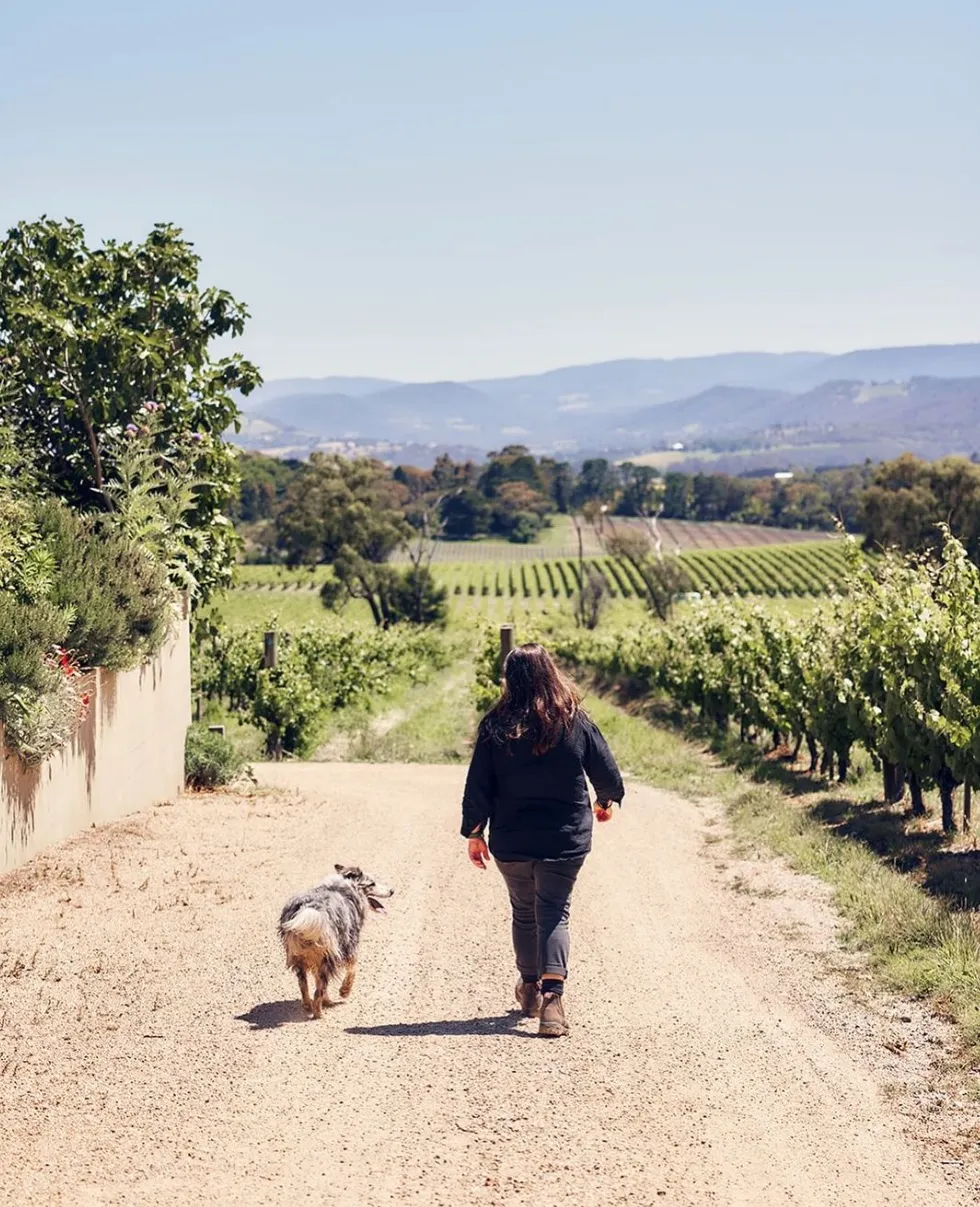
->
[0,474,174,764]
[2,646,90,765]
[0,588,82,764]
[52,645,91,713]
[36,498,173,671]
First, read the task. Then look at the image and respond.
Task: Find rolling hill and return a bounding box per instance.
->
[233,342,980,465]
[617,377,980,444]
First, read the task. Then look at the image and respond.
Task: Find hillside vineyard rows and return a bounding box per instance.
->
[236,541,850,602]
[438,546,847,601]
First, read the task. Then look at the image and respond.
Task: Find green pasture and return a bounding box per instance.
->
[234,564,333,588]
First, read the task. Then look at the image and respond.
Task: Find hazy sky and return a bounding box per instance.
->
[2,1,977,382]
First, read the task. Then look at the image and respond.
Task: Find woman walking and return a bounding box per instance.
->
[461,642,624,1037]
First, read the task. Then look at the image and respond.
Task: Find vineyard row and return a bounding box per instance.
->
[438,543,848,600]
[232,542,850,600]
[552,532,980,834]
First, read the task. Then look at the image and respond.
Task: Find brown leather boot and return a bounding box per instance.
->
[538,991,569,1037]
[515,980,542,1018]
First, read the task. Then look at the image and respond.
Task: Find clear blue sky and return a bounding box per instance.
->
[2,1,977,381]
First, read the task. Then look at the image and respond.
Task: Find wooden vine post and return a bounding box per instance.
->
[262,631,281,758]
[499,624,514,687]
[263,630,279,669]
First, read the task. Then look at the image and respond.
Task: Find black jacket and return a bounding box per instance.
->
[460,712,624,862]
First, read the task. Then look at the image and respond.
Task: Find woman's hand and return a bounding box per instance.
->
[467,836,491,869]
[594,801,615,823]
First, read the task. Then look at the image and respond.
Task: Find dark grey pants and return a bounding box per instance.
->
[495,857,585,980]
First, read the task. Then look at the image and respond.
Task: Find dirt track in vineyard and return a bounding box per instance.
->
[1,763,977,1206]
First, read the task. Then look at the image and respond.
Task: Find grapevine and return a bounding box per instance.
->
[558,530,980,832]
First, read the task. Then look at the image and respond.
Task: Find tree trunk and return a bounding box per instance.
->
[883,760,906,803]
[938,766,957,833]
[837,746,850,784]
[819,747,834,779]
[964,783,972,833]
[791,734,803,762]
[883,759,895,803]
[79,403,105,497]
[907,771,926,817]
[363,590,384,628]
[806,733,818,773]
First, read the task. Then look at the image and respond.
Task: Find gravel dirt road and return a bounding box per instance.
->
[1,763,977,1206]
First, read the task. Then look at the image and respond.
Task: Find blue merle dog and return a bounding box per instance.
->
[279,865,394,1018]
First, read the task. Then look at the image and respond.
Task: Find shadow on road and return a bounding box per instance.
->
[346,1012,534,1038]
[236,999,317,1030]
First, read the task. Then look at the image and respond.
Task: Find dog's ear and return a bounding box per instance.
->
[334,864,345,875]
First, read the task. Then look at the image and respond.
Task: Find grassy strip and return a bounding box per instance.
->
[343,662,476,763]
[582,689,980,1055]
[301,629,477,763]
[202,590,371,630]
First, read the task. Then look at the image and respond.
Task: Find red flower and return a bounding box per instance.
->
[52,646,81,679]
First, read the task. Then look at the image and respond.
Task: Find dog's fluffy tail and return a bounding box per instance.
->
[280,906,327,945]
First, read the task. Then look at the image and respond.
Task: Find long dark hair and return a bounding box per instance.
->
[484,643,581,755]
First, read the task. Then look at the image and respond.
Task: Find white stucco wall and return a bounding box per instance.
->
[1,613,191,875]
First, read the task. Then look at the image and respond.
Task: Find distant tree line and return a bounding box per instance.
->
[236,444,578,547]
[858,453,980,563]
[233,445,980,567]
[657,463,872,530]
